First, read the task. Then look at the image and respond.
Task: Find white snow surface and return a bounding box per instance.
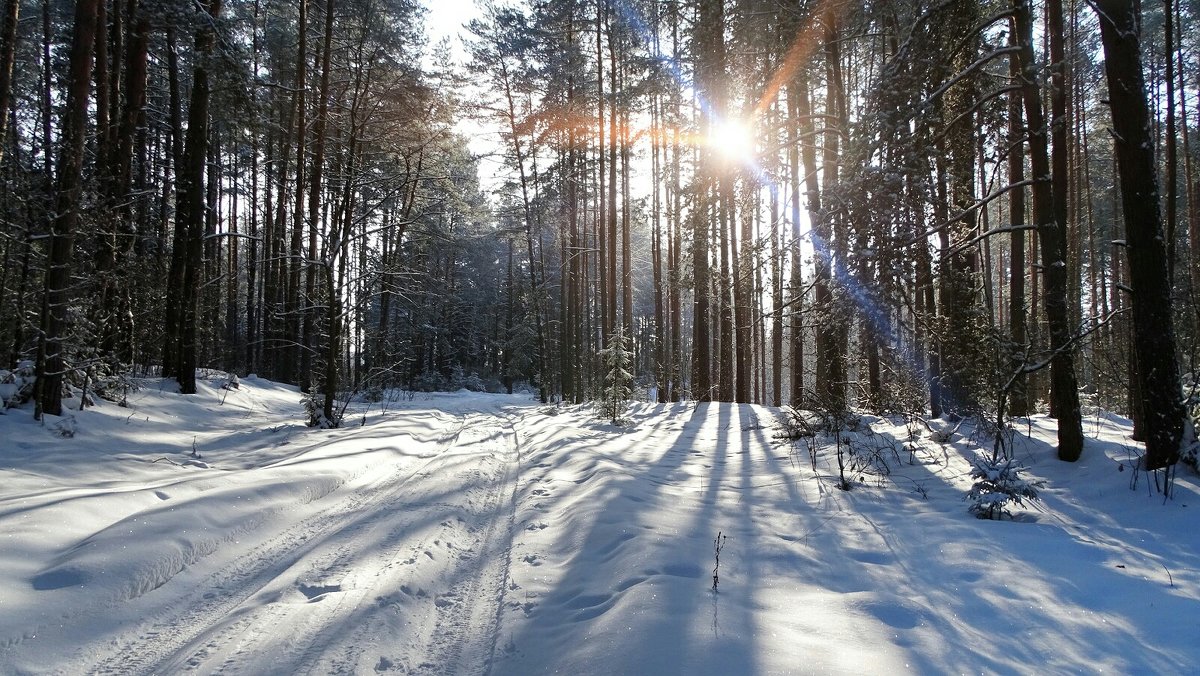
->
[0,374,1197,674]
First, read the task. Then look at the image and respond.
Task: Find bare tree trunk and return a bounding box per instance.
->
[668,8,683,401]
[771,123,783,406]
[816,9,847,413]
[1178,4,1199,344]
[1014,0,1083,461]
[246,0,262,373]
[36,0,101,418]
[718,171,734,402]
[1163,0,1178,280]
[162,26,185,378]
[0,0,19,164]
[561,11,579,403]
[595,0,608,350]
[285,0,308,386]
[108,0,148,364]
[692,0,723,402]
[735,171,754,404]
[939,0,982,414]
[1008,33,1030,416]
[1095,0,1186,471]
[173,0,223,395]
[621,90,633,338]
[787,73,803,405]
[606,9,618,340]
[305,0,333,399]
[651,93,666,402]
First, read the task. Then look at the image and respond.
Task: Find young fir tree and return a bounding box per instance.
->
[598,327,634,425]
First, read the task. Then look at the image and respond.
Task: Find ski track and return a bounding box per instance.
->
[73,407,521,676]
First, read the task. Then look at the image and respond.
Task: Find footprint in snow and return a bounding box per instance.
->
[846,549,893,565]
[298,582,342,602]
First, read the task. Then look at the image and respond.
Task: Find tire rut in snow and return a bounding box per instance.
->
[79,416,473,676]
[409,412,521,676]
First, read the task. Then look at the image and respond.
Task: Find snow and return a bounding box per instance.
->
[1,374,1197,674]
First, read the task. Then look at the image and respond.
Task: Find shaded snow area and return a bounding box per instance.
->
[0,375,1197,674]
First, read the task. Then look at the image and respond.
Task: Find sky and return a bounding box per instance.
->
[423,0,476,63]
[421,0,512,190]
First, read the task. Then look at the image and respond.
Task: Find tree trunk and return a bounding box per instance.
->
[813,9,847,413]
[285,0,308,386]
[36,0,101,418]
[668,10,682,401]
[1007,32,1030,417]
[172,0,223,395]
[0,0,19,164]
[787,73,803,405]
[735,171,754,404]
[692,0,724,402]
[1095,0,1185,471]
[162,26,185,378]
[1163,0,1178,281]
[246,0,262,373]
[1014,0,1083,460]
[306,0,334,396]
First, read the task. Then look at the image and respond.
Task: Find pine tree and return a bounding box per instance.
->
[598,327,634,425]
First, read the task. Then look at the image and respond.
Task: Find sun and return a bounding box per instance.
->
[709,118,755,164]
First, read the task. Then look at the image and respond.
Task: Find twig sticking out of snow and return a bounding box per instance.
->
[712,531,727,592]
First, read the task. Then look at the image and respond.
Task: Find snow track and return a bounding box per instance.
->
[64,407,521,675]
[6,384,1198,675]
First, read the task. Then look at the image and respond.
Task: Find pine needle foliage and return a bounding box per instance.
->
[597,328,634,425]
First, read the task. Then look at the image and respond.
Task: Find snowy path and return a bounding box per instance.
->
[0,384,522,675]
[89,409,518,675]
[2,379,1197,674]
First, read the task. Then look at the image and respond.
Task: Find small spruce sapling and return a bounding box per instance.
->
[966,457,1045,520]
[711,531,726,592]
[597,328,635,425]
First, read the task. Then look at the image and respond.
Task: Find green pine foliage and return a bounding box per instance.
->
[966,457,1045,520]
[597,328,634,425]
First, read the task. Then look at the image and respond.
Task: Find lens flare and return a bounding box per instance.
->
[709,118,755,164]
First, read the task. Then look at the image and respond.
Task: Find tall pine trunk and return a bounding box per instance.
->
[1007,33,1030,417]
[36,0,101,418]
[0,0,19,163]
[1094,0,1185,471]
[172,0,223,394]
[1014,0,1083,461]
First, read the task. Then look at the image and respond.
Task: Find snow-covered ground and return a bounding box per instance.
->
[0,374,1196,674]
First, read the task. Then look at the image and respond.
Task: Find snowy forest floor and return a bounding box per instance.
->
[0,374,1196,675]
